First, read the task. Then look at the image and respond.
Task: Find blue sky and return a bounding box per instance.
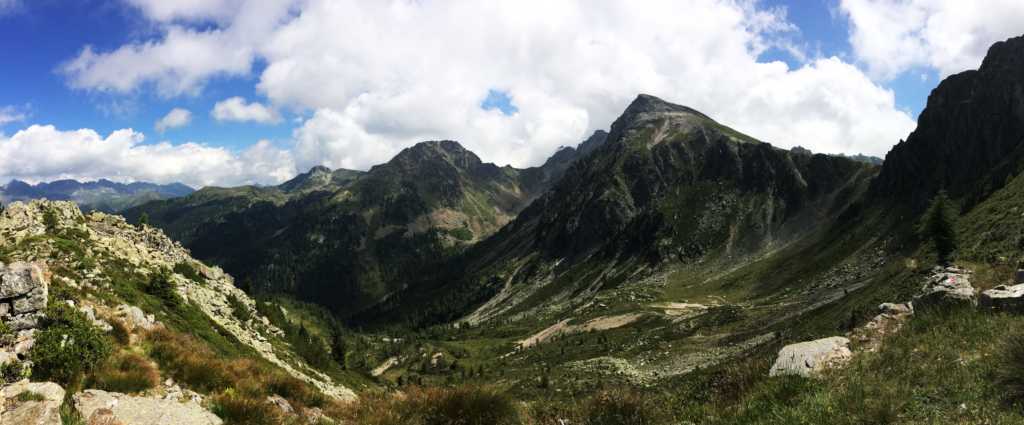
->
[0,0,1021,188]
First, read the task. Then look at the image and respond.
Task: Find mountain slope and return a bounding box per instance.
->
[354,94,879,330]
[868,34,1024,212]
[124,136,605,314]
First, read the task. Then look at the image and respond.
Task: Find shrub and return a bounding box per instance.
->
[209,383,281,425]
[87,352,159,394]
[226,294,253,323]
[578,387,669,425]
[42,207,59,232]
[138,213,148,228]
[172,262,206,284]
[147,267,182,309]
[108,318,131,346]
[0,361,30,383]
[31,301,111,385]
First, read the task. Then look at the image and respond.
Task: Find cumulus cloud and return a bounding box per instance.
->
[841,0,1024,79]
[0,125,295,188]
[154,108,193,134]
[211,97,281,123]
[62,0,925,176]
[0,0,20,17]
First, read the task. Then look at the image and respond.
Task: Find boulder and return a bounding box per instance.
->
[87,408,125,425]
[911,266,976,311]
[2,400,61,425]
[0,262,46,299]
[74,389,222,425]
[266,394,294,415]
[1,380,65,402]
[769,337,852,377]
[980,284,1024,312]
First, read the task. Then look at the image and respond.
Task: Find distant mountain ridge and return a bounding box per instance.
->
[0,178,195,213]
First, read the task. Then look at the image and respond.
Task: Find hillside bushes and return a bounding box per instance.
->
[31,301,111,385]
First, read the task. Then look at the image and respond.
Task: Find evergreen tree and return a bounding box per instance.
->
[147,267,182,308]
[331,328,347,369]
[242,278,254,295]
[921,189,958,262]
[42,207,59,233]
[138,212,149,228]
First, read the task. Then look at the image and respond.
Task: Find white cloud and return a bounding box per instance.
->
[154,108,193,134]
[0,0,20,17]
[0,125,295,188]
[62,0,924,176]
[0,106,26,126]
[841,0,1024,79]
[211,97,281,123]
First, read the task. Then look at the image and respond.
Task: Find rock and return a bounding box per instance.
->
[1,380,66,402]
[87,408,125,425]
[13,336,35,357]
[266,394,294,414]
[0,351,17,364]
[74,389,222,425]
[302,407,325,424]
[876,302,913,316]
[0,262,47,299]
[9,313,39,331]
[3,400,61,424]
[980,284,1024,312]
[13,287,47,314]
[912,267,976,311]
[769,337,853,377]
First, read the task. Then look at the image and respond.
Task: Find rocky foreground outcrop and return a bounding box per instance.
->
[74,389,222,425]
[912,266,976,311]
[0,380,65,425]
[769,337,853,377]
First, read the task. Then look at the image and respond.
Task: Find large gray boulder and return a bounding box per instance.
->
[1,380,65,402]
[0,262,50,330]
[769,336,852,377]
[980,283,1024,312]
[912,266,975,311]
[74,389,222,425]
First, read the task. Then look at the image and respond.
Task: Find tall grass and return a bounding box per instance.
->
[342,384,523,425]
[577,387,670,425]
[86,351,159,394]
[145,327,335,423]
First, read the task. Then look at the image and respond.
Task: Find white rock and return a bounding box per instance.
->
[769,337,852,377]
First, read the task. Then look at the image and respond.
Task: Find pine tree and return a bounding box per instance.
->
[242,278,254,296]
[42,207,59,233]
[138,212,149,228]
[921,189,958,263]
[331,329,347,369]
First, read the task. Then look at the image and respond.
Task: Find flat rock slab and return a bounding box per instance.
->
[980,284,1024,312]
[2,400,61,425]
[74,389,222,425]
[769,336,852,377]
[1,380,65,402]
[912,266,975,311]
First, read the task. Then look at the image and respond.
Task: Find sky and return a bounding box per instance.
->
[0,0,1022,189]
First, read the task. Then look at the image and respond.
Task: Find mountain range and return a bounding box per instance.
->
[0,178,194,213]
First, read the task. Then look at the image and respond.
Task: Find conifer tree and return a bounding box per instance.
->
[138,212,149,228]
[42,206,59,232]
[921,189,958,262]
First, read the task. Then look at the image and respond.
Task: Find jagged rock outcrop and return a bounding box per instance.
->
[912,266,976,311]
[867,34,1024,211]
[73,389,222,425]
[769,336,853,377]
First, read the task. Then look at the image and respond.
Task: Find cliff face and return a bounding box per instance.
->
[868,34,1024,211]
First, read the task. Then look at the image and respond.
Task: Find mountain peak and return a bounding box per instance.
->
[625,94,709,118]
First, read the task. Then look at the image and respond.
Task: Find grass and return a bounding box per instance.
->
[16,390,46,402]
[86,351,159,395]
[341,384,523,424]
[144,327,335,423]
[712,304,1024,424]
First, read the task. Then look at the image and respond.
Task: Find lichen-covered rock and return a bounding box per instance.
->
[912,266,975,311]
[769,337,852,377]
[2,400,61,424]
[1,379,66,402]
[73,389,222,425]
[86,408,125,425]
[980,283,1024,312]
